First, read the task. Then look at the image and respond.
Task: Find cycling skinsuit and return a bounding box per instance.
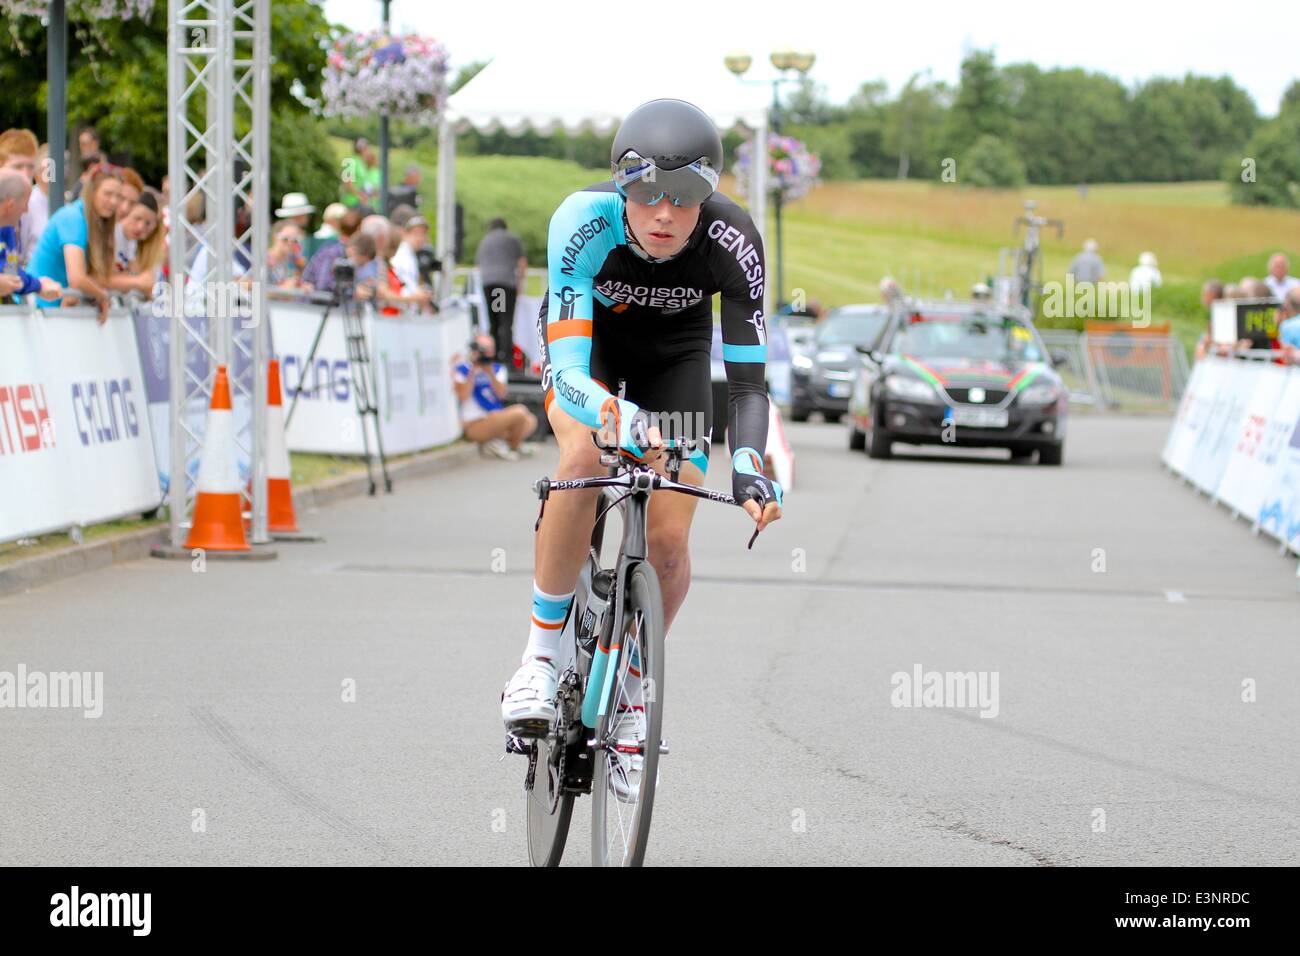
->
[536,181,769,476]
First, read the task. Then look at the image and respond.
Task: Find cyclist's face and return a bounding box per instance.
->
[625,195,700,259]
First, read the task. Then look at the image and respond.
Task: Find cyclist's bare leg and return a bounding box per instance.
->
[533,399,602,599]
[644,457,703,635]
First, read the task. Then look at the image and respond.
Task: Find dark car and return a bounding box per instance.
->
[846,303,1068,464]
[791,304,892,423]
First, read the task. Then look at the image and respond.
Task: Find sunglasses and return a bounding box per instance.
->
[613,150,718,208]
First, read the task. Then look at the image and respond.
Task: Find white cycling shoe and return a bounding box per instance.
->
[608,705,653,804]
[501,657,558,738]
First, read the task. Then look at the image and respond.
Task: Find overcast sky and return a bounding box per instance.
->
[323,0,1294,115]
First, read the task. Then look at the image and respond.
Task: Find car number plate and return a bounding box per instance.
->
[951,406,1009,428]
[827,382,852,398]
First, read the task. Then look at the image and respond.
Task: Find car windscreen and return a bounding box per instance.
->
[889,314,1044,363]
[816,309,889,348]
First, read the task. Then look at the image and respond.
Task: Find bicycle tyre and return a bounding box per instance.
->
[591,560,665,867]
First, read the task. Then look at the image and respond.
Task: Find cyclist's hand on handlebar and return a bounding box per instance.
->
[598,398,664,464]
[731,446,783,535]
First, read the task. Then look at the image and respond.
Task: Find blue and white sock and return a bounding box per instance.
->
[523,581,574,663]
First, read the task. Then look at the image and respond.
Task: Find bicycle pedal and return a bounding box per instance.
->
[504,733,531,757]
[659,739,670,756]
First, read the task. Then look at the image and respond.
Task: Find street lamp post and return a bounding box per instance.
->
[47,0,67,213]
[725,49,815,312]
[379,0,391,216]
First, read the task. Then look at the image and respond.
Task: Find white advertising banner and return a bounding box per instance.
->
[272,301,470,455]
[1162,359,1211,473]
[1255,371,1300,553]
[1215,363,1291,517]
[0,306,162,543]
[1184,359,1255,495]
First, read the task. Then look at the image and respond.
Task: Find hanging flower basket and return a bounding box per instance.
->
[322,32,450,122]
[735,134,822,203]
[0,0,154,19]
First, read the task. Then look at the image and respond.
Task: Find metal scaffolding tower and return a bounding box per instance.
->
[165,0,270,548]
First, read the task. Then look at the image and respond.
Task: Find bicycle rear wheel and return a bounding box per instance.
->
[591,561,665,867]
[525,733,575,866]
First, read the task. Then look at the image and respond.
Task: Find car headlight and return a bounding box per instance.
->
[1018,382,1060,406]
[792,354,814,371]
[884,374,938,402]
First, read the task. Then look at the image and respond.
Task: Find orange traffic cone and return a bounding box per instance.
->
[265,359,300,533]
[185,365,251,552]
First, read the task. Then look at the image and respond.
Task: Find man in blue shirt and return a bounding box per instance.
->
[453,333,537,460]
[0,169,60,303]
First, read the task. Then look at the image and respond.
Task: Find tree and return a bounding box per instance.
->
[944,50,1010,160]
[0,0,334,188]
[1227,112,1300,207]
[960,135,1026,188]
[884,72,948,180]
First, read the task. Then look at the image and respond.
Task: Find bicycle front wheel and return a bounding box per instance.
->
[591,561,665,867]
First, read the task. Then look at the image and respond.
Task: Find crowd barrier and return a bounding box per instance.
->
[1,305,164,543]
[1162,356,1300,561]
[1,296,474,544]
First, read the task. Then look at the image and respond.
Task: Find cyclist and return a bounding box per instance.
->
[500,99,784,758]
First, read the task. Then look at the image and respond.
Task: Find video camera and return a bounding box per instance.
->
[415,246,440,287]
[468,338,496,367]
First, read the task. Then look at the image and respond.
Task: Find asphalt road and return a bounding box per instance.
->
[1,415,1297,866]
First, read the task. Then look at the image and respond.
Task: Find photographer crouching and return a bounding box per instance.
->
[454,333,538,461]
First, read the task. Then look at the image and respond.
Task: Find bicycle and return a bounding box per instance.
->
[513,430,754,867]
[1012,199,1064,313]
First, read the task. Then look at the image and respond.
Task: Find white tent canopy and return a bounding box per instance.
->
[435,50,771,313]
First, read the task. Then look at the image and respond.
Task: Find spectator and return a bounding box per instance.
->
[78,127,100,165]
[1224,283,1244,299]
[1195,279,1225,360]
[267,220,306,288]
[385,163,422,216]
[389,203,418,229]
[1242,278,1272,300]
[275,192,315,232]
[879,275,903,304]
[358,213,392,259]
[340,138,380,211]
[28,165,121,322]
[314,202,346,242]
[116,167,144,221]
[1278,287,1300,364]
[1068,239,1105,283]
[158,174,171,232]
[107,191,165,297]
[1264,254,1300,301]
[0,130,40,253]
[302,207,361,294]
[1128,252,1161,294]
[70,126,103,201]
[25,142,50,258]
[389,214,431,291]
[346,232,382,288]
[452,333,537,460]
[0,169,61,302]
[475,216,527,364]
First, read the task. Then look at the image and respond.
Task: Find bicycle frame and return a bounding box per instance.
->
[533,446,737,731]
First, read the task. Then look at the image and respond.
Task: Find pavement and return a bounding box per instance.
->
[1,415,1296,866]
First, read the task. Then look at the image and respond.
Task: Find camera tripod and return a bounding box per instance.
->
[284,284,393,496]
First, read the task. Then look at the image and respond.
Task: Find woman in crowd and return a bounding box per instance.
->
[267,220,305,288]
[28,166,121,322]
[108,191,166,296]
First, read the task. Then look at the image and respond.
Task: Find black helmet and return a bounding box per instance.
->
[611,99,723,206]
